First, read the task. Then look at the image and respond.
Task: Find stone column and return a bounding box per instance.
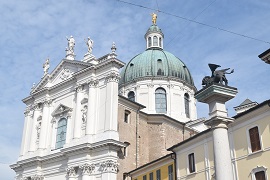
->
[66,166,77,180]
[74,85,83,138]
[19,109,31,156]
[29,104,42,152]
[86,79,98,135]
[195,84,237,180]
[39,100,51,149]
[80,163,95,180]
[104,73,120,131]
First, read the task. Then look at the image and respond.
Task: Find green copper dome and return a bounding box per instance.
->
[119,49,194,86]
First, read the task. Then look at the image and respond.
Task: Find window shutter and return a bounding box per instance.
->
[249,127,261,152]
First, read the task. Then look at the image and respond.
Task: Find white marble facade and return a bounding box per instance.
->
[11,44,125,180]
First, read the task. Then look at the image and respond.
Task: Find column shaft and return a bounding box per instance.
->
[29,105,41,152]
[19,110,30,156]
[39,101,50,149]
[86,80,97,135]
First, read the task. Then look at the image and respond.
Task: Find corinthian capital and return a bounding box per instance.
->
[100,160,119,173]
[66,166,77,177]
[88,79,99,88]
[79,163,95,175]
[31,175,44,180]
[106,72,120,83]
[76,84,83,92]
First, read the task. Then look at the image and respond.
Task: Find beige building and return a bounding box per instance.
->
[169,99,270,180]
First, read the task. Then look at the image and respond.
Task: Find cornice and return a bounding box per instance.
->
[119,76,197,92]
[61,139,126,155]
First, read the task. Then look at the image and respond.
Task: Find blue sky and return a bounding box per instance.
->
[0,0,269,179]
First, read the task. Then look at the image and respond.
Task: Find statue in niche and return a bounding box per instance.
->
[43,58,50,76]
[66,36,75,54]
[36,122,41,141]
[85,37,94,54]
[202,63,234,87]
[81,105,88,123]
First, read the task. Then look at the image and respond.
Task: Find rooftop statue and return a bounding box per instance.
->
[66,36,75,54]
[151,13,157,25]
[202,63,234,87]
[43,58,50,76]
[85,37,94,54]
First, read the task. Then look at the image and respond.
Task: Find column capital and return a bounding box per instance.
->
[75,84,84,92]
[79,163,95,175]
[66,166,77,177]
[105,72,120,83]
[30,174,44,180]
[204,116,234,129]
[100,160,119,173]
[88,79,99,87]
[42,99,52,107]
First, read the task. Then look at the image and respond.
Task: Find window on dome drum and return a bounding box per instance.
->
[168,164,173,180]
[149,172,153,180]
[184,93,190,118]
[124,110,130,123]
[188,153,196,173]
[249,126,261,152]
[55,118,67,149]
[255,171,266,180]
[159,37,162,47]
[155,88,167,113]
[148,37,152,47]
[128,91,135,102]
[153,36,158,46]
[156,169,161,180]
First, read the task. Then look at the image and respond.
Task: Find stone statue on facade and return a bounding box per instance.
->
[43,58,50,76]
[81,105,87,123]
[151,13,157,25]
[66,36,75,53]
[85,37,94,54]
[202,63,234,87]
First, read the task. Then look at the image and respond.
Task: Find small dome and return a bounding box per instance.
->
[119,49,194,86]
[145,25,164,39]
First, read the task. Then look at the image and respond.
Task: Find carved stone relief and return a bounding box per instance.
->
[60,68,73,81]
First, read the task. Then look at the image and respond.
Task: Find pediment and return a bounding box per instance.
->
[51,104,72,117]
[31,60,90,94]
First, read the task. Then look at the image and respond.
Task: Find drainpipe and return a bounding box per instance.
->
[171,151,177,180]
[135,107,140,168]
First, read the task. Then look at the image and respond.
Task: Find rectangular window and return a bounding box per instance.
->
[255,171,266,180]
[124,110,130,123]
[188,153,196,173]
[249,126,261,152]
[156,169,161,180]
[168,165,173,180]
[143,175,147,180]
[149,172,153,180]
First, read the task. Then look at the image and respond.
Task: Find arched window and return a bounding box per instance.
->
[155,88,167,113]
[148,37,152,47]
[251,166,267,180]
[128,91,135,102]
[153,36,158,46]
[159,37,162,47]
[55,118,67,149]
[184,93,190,118]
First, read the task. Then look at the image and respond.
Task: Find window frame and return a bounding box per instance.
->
[251,166,268,180]
[153,36,158,46]
[188,153,196,173]
[55,118,67,149]
[149,172,153,180]
[124,110,131,123]
[168,164,174,180]
[128,91,135,102]
[155,88,167,113]
[156,169,161,180]
[184,93,190,118]
[246,125,263,154]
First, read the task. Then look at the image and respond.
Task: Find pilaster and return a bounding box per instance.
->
[74,85,84,138]
[20,109,32,156]
[86,79,98,135]
[39,99,52,149]
[29,104,42,152]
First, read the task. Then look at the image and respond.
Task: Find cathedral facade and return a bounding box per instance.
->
[11,20,200,180]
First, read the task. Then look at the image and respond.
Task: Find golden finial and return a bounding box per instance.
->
[151,13,157,25]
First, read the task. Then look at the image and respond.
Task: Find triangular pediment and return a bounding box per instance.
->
[51,104,72,117]
[31,60,90,94]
